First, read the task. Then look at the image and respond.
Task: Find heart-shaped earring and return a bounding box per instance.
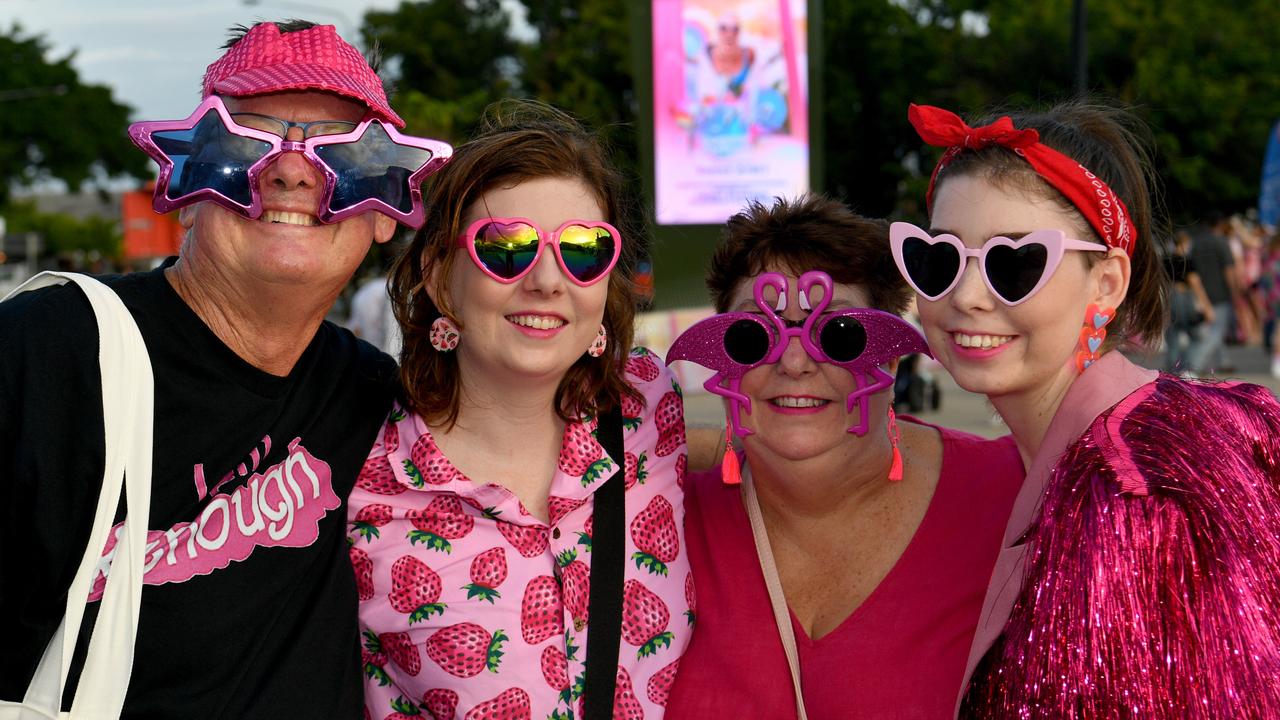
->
[1074,303,1115,372]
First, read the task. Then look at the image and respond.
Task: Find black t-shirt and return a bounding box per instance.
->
[1189,230,1235,303]
[1164,252,1196,285]
[0,263,396,719]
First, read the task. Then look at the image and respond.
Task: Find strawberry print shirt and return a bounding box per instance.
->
[349,348,692,720]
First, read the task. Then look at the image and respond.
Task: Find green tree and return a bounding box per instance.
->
[362,0,519,141]
[0,24,147,204]
[1,198,121,257]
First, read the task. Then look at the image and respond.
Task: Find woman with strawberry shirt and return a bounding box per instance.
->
[897,102,1280,717]
[348,101,691,720]
[665,195,1025,718]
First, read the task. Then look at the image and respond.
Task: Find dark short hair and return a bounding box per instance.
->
[389,99,645,428]
[707,194,911,315]
[933,99,1167,347]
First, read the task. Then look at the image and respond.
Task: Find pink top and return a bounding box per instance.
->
[349,349,691,720]
[666,424,1024,719]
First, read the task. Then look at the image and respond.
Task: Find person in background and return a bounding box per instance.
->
[349,100,691,719]
[899,101,1280,718]
[1162,229,1212,371]
[665,195,1024,719]
[0,20,449,717]
[1186,215,1238,375]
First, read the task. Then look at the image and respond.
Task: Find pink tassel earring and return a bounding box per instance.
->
[886,406,904,482]
[720,420,742,486]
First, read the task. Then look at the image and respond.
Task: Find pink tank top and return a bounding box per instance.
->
[666,424,1023,718]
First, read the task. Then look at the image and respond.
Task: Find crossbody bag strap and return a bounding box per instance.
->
[0,272,153,720]
[582,403,625,719]
[741,463,809,720]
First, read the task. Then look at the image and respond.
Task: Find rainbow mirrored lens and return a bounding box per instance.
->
[557,224,616,283]
[152,109,273,208]
[473,221,541,279]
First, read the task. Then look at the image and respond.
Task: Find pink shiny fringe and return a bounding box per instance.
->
[963,377,1280,718]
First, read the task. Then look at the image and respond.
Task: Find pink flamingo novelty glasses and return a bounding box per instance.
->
[889,221,1108,306]
[128,95,453,228]
[456,217,622,287]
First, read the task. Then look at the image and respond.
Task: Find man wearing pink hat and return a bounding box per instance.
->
[0,20,451,718]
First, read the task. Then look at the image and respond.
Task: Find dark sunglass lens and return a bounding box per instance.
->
[985,243,1049,303]
[315,124,433,213]
[473,221,540,279]
[724,319,771,365]
[901,237,961,297]
[558,225,616,283]
[819,315,867,362]
[155,109,272,206]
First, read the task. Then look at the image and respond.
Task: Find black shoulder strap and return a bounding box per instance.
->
[583,403,625,719]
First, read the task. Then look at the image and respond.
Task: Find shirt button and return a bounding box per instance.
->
[552,528,562,540]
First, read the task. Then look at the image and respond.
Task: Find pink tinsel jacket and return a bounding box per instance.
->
[957,352,1280,718]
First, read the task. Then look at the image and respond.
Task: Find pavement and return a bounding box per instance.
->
[683,344,1280,439]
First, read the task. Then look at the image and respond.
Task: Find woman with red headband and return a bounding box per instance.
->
[894,101,1280,717]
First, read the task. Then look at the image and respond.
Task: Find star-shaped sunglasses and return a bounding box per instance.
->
[128,95,453,227]
[666,271,931,437]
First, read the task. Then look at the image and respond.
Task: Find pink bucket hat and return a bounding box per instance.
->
[201,23,404,128]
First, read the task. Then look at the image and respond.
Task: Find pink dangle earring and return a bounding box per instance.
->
[720,415,742,486]
[1074,303,1115,372]
[886,405,903,481]
[429,316,460,352]
[587,324,608,358]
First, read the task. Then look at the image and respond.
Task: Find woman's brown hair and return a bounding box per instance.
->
[931,99,1168,348]
[389,99,645,427]
[706,193,912,315]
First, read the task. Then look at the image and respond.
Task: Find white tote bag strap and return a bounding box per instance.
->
[0,272,153,720]
[741,463,809,720]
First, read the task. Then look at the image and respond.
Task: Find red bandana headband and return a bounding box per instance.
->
[909,103,1136,255]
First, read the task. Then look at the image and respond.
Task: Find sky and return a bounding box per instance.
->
[2,0,418,122]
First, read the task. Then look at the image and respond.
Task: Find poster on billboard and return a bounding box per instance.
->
[652,0,810,226]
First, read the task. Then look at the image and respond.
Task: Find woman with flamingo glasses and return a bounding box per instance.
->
[664,195,1025,718]
[346,101,690,719]
[897,102,1280,717]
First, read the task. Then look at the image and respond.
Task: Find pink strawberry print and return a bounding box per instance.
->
[630,496,679,576]
[350,542,375,601]
[462,547,508,603]
[621,579,674,659]
[464,687,531,720]
[497,520,549,558]
[621,392,644,431]
[625,348,661,383]
[558,422,613,485]
[647,658,680,707]
[386,694,422,720]
[352,503,393,542]
[362,629,390,686]
[389,555,447,624]
[520,575,564,645]
[383,408,405,453]
[684,572,696,626]
[624,451,648,490]
[357,454,406,496]
[556,548,590,631]
[540,645,572,706]
[547,495,586,525]
[421,689,458,720]
[459,495,502,520]
[675,453,687,489]
[654,387,685,458]
[425,622,508,678]
[410,434,464,486]
[577,514,593,552]
[406,495,475,552]
[613,665,645,719]
[380,631,422,677]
